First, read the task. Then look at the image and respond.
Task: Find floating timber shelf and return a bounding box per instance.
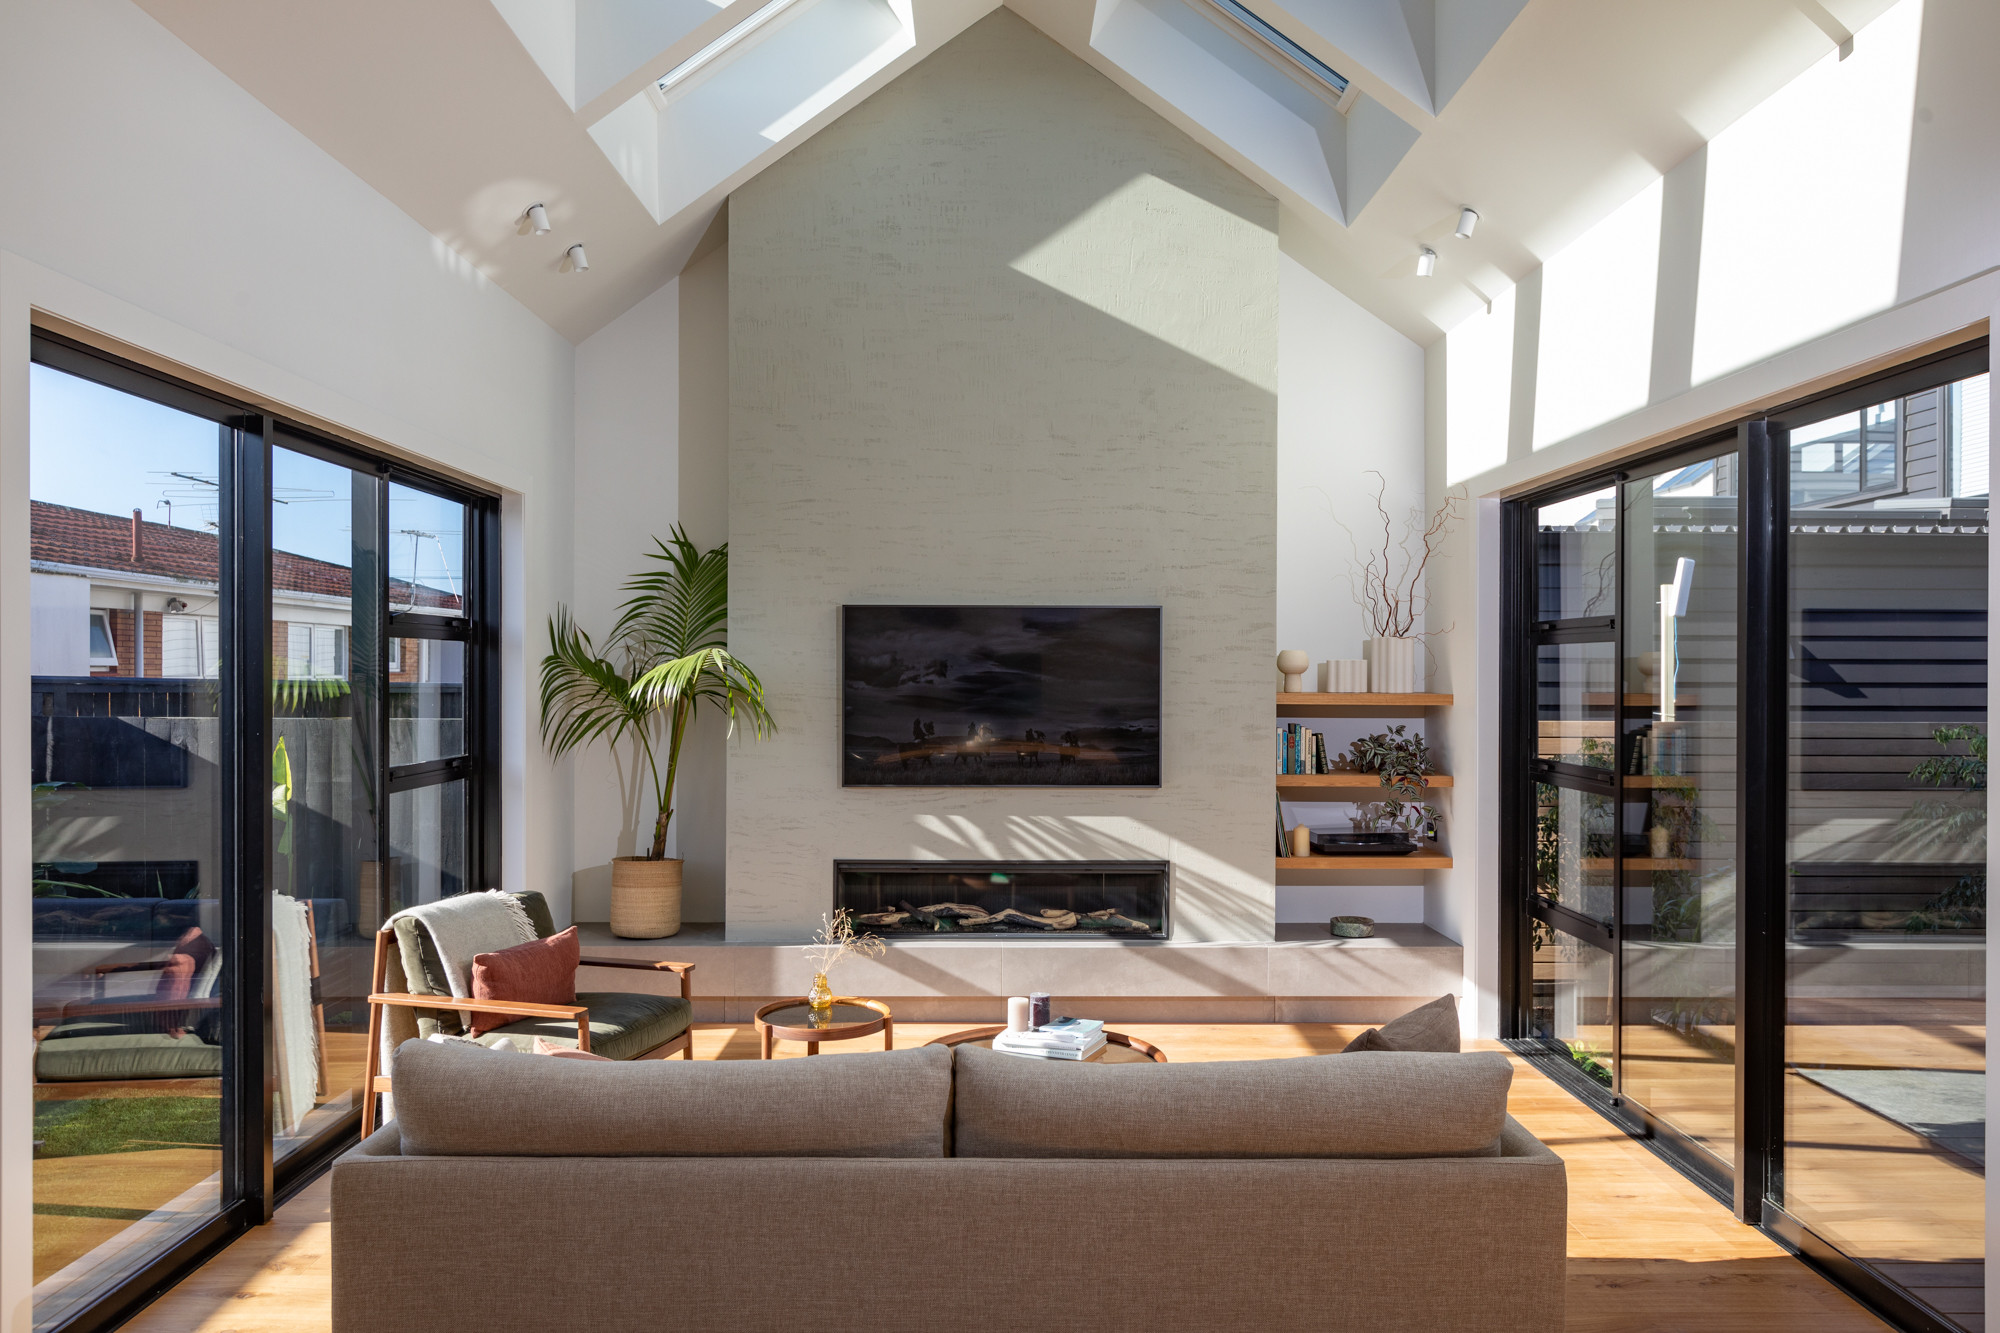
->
[1277,855,1453,871]
[1277,692,1452,716]
[1276,773,1453,789]
[1623,775,1698,789]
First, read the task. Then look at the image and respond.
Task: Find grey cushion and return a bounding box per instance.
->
[391,1039,953,1158]
[484,991,692,1062]
[1342,994,1461,1053]
[952,1044,1511,1159]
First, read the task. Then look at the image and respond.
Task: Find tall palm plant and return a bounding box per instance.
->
[539,527,773,860]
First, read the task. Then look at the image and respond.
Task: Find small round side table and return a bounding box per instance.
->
[925,1025,1167,1063]
[753,997,893,1058]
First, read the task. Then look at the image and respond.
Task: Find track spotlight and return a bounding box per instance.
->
[525,202,551,235]
[1454,207,1479,239]
[566,243,589,272]
[1416,247,1437,278]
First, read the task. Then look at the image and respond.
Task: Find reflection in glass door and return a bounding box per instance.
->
[268,440,383,1164]
[1619,452,1740,1171]
[1778,372,1988,1325]
[27,362,229,1330]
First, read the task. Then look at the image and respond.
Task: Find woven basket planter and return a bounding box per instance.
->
[611,856,683,938]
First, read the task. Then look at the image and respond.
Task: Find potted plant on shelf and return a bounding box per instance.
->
[1346,726,1438,848]
[1345,472,1462,693]
[539,527,774,938]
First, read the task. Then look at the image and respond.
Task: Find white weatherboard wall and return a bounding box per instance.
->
[0,3,574,1324]
[727,10,1277,942]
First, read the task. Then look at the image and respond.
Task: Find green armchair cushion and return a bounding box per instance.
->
[36,1020,222,1082]
[483,992,692,1062]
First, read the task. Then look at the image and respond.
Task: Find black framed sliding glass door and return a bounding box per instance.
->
[24,331,500,1333]
[1506,341,1988,1333]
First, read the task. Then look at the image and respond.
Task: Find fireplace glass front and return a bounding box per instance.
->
[833,861,1169,939]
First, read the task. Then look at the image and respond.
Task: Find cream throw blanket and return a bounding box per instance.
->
[381,891,538,1053]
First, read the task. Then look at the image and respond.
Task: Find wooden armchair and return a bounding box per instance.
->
[361,891,696,1132]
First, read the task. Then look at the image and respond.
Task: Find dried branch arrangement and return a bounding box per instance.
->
[1346,472,1465,639]
[802,908,887,979]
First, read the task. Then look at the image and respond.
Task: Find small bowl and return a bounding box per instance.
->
[1329,915,1376,939]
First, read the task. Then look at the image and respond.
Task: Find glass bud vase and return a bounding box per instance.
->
[807,972,834,1011]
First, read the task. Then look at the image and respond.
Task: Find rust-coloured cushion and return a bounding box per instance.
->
[470,926,578,1036]
[154,928,215,1037]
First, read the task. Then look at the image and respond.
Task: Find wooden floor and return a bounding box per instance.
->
[117,1022,1903,1333]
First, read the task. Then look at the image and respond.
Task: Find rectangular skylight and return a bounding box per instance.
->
[1195,0,1351,101]
[656,0,807,96]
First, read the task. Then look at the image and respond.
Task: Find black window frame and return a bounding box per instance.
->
[25,329,502,1333]
[1501,336,1989,1333]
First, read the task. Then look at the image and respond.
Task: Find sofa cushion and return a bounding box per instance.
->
[35,1024,223,1081]
[391,1038,953,1158]
[1341,994,1461,1053]
[469,926,579,1036]
[952,1044,1511,1159]
[481,991,691,1061]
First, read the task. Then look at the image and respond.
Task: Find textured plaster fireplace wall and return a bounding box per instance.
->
[725,10,1278,943]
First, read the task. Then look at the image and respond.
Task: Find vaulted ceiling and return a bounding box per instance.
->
[134,0,1893,344]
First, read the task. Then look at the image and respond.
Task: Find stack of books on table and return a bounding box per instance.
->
[992,1017,1107,1061]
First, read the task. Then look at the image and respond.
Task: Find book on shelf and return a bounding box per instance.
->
[1276,723,1331,775]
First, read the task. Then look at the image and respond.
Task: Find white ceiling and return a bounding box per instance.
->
[133,0,1895,345]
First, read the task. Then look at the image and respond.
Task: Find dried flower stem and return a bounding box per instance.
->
[1345,473,1465,639]
[803,909,886,979]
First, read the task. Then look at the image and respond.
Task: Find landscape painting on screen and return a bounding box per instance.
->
[841,606,1161,787]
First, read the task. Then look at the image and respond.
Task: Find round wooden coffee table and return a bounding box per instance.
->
[925,1025,1167,1063]
[754,997,892,1058]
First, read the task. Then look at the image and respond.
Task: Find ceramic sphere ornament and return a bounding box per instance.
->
[1276,649,1310,691]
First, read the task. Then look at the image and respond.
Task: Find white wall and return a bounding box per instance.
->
[0,3,575,1320]
[1274,242,1430,923]
[570,277,681,921]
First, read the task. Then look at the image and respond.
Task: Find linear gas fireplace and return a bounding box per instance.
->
[834,861,1169,939]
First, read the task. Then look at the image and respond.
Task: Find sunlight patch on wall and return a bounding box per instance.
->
[1534,177,1662,449]
[1010,173,1279,393]
[1691,0,1922,384]
[1445,284,1515,484]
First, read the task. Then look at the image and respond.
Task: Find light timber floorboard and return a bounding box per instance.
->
[119,1023,1896,1332]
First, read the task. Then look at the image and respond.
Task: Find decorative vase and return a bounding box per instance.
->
[1649,824,1672,859]
[1364,637,1421,694]
[807,971,835,1011]
[1319,659,1368,693]
[1276,649,1310,692]
[610,856,683,939]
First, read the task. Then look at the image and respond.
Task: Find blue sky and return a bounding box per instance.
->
[31,363,462,591]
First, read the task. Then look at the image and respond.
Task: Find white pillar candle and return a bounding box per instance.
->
[1006,996,1031,1032]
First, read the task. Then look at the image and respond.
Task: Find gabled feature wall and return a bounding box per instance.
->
[726,9,1278,942]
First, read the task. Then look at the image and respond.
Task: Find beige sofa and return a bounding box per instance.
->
[333,1040,1566,1332]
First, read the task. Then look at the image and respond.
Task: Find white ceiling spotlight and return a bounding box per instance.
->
[1454,207,1479,239]
[524,202,551,235]
[565,243,590,272]
[1416,247,1437,278]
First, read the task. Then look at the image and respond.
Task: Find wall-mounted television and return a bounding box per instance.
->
[841,605,1161,787]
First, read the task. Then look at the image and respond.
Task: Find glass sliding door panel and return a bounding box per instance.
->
[387,483,465,620]
[27,364,227,1327]
[1529,924,1615,1087]
[1618,452,1740,1170]
[1535,487,1617,622]
[269,443,380,1164]
[1782,376,1987,1317]
[1536,640,1617,768]
[388,638,466,766]
[1535,781,1615,924]
[389,780,468,912]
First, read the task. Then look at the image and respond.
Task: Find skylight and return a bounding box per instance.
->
[656,0,807,97]
[1194,0,1351,102]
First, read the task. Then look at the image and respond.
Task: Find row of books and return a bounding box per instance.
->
[1277,723,1333,775]
[992,1016,1107,1061]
